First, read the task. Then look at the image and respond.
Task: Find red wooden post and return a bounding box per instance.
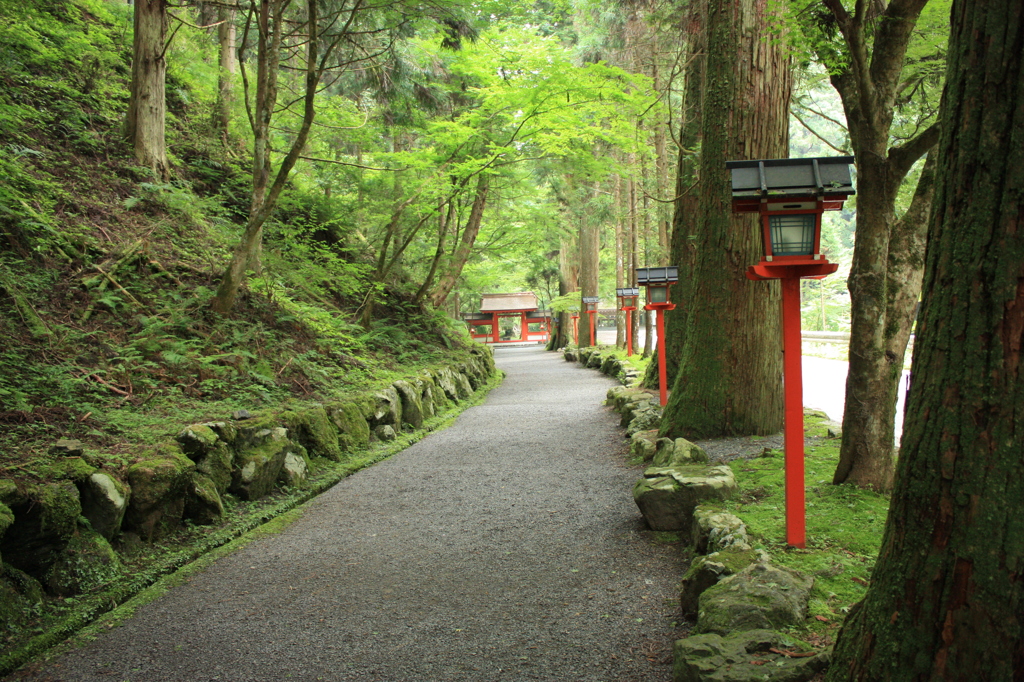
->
[491,312,499,343]
[572,315,579,345]
[520,311,527,341]
[781,277,806,548]
[625,308,634,357]
[656,308,669,406]
[588,310,596,346]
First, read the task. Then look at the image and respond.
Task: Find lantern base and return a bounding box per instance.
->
[746,259,838,281]
[643,302,677,312]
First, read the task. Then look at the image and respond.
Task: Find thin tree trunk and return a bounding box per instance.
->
[430,174,491,308]
[213,5,236,140]
[828,1,1024,675]
[615,174,625,348]
[127,0,169,180]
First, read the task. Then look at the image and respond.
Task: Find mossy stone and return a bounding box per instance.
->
[176,424,220,460]
[0,482,81,578]
[79,473,130,540]
[281,405,342,461]
[184,474,224,525]
[195,443,233,495]
[326,400,371,452]
[44,528,123,596]
[124,445,195,541]
[0,564,43,634]
[231,436,290,501]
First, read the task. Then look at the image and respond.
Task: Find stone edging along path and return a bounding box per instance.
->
[0,347,498,677]
[567,345,832,682]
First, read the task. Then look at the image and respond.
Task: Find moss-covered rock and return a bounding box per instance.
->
[680,547,764,618]
[124,446,195,541]
[278,451,310,488]
[418,379,437,420]
[673,629,829,682]
[0,481,80,578]
[691,507,749,554]
[79,473,130,540]
[633,465,737,531]
[176,424,220,460]
[195,443,233,495]
[281,405,342,461]
[44,528,123,596]
[696,562,814,635]
[433,368,461,402]
[184,474,225,525]
[230,431,291,501]
[0,564,43,635]
[393,380,424,430]
[653,438,710,467]
[369,387,403,430]
[326,400,371,452]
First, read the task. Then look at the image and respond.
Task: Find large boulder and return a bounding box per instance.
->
[633,465,737,531]
[44,528,123,596]
[124,447,195,541]
[195,443,234,495]
[673,629,829,682]
[393,380,424,429]
[696,562,814,635]
[230,428,292,501]
[79,472,130,540]
[433,368,461,403]
[627,403,663,436]
[680,547,765,618]
[0,481,80,578]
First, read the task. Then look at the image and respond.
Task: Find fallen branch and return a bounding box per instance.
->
[769,648,818,658]
[88,373,131,397]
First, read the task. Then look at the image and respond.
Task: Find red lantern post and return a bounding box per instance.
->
[637,267,679,407]
[617,287,640,357]
[582,297,599,347]
[728,156,856,548]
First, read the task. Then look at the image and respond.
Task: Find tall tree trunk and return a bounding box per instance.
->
[822,0,941,490]
[827,1,1024,675]
[659,0,789,439]
[578,184,600,348]
[430,174,491,308]
[126,0,169,180]
[213,5,236,140]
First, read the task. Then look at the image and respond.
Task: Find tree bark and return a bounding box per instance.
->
[430,174,491,308]
[126,0,169,180]
[823,0,941,490]
[213,5,236,139]
[659,0,788,438]
[827,1,1024,676]
[578,183,600,347]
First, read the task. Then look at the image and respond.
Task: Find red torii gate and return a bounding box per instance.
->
[463,293,552,345]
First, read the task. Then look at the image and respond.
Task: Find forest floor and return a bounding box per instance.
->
[7,346,688,682]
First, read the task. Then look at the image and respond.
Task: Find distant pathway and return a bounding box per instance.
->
[15,347,683,682]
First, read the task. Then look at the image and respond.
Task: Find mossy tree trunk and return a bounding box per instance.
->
[578,183,600,347]
[659,0,789,438]
[213,5,236,140]
[827,1,1024,676]
[126,0,169,180]
[820,0,941,491]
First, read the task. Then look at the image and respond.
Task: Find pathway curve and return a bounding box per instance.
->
[15,347,683,682]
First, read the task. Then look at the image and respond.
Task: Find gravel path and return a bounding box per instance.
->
[15,346,686,682]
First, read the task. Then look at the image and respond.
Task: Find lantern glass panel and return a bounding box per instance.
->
[649,286,668,304]
[769,213,816,256]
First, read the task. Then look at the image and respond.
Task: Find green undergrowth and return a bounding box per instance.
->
[702,413,890,645]
[0,369,503,677]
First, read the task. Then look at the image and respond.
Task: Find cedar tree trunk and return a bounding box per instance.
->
[126,0,169,180]
[659,0,788,438]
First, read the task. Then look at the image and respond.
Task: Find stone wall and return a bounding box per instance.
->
[0,347,496,629]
